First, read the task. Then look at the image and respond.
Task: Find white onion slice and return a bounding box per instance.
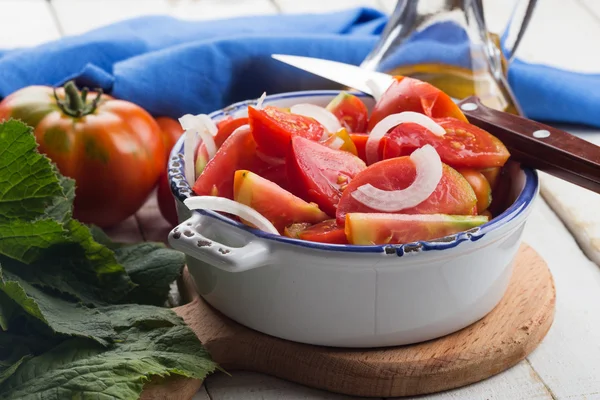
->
[365,111,445,165]
[183,128,200,186]
[329,136,345,150]
[256,91,267,109]
[197,114,218,137]
[351,144,442,212]
[290,103,342,134]
[184,196,279,235]
[179,113,218,179]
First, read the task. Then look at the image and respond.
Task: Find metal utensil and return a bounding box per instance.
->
[271,54,600,194]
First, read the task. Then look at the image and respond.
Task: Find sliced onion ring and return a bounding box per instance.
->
[365,112,445,165]
[328,136,345,150]
[184,196,279,235]
[290,103,342,134]
[179,114,218,183]
[351,144,443,212]
[183,128,200,186]
[256,92,267,109]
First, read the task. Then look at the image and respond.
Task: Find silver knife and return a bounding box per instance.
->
[271,54,394,98]
[271,54,600,196]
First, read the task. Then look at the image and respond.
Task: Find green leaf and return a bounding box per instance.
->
[0,120,63,221]
[89,228,184,305]
[114,243,184,306]
[0,269,115,346]
[0,218,68,264]
[59,220,135,303]
[0,307,218,400]
[44,174,76,224]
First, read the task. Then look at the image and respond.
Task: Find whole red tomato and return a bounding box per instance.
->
[155,116,184,227]
[0,81,165,228]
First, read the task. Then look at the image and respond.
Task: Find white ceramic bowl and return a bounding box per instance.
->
[167,91,539,348]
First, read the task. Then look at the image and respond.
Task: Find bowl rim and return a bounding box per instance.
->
[168,90,539,255]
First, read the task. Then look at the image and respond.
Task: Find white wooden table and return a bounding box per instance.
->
[3,0,600,398]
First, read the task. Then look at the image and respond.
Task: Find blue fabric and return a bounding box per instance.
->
[1,7,599,128]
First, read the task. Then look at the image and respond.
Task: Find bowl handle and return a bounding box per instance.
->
[167,213,271,273]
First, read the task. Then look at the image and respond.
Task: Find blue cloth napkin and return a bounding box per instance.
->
[1,7,599,128]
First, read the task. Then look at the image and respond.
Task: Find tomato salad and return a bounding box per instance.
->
[181,76,510,245]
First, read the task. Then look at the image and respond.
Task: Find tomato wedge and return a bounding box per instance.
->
[196,117,249,175]
[349,133,387,164]
[325,92,368,133]
[322,128,358,156]
[287,136,366,217]
[458,169,492,214]
[336,156,477,224]
[192,126,283,199]
[297,219,347,244]
[382,117,510,169]
[345,213,488,245]
[249,105,325,157]
[234,170,328,232]
[367,76,468,131]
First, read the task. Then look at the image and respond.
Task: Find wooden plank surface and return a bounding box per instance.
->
[0,0,61,49]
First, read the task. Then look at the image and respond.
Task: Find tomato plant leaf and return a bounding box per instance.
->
[0,120,63,222]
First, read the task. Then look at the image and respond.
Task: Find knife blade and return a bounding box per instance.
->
[271,53,600,195]
[271,54,394,97]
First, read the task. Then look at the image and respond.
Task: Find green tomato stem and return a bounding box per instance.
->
[54,80,104,118]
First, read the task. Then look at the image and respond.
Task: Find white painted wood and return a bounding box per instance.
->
[273,0,383,14]
[191,385,211,400]
[0,0,61,49]
[539,169,600,268]
[165,0,278,20]
[579,0,600,21]
[520,198,600,399]
[52,0,170,36]
[204,371,376,399]
[377,0,397,14]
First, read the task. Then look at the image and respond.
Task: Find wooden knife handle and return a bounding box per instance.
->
[458,96,600,194]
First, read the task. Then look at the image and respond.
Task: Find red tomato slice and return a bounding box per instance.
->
[458,169,492,214]
[325,92,368,133]
[196,117,250,177]
[233,170,328,232]
[287,136,366,217]
[216,116,233,130]
[345,213,488,245]
[193,126,283,199]
[382,118,510,169]
[481,167,501,189]
[367,76,468,131]
[249,105,325,157]
[298,219,347,244]
[336,156,477,224]
[350,133,386,164]
[215,117,249,147]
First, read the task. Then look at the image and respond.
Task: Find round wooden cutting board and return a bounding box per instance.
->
[141,243,555,399]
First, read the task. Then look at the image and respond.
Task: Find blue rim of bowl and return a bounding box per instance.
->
[168,90,539,256]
